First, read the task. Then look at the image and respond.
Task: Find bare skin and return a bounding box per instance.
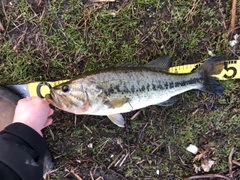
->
[12,97,54,136]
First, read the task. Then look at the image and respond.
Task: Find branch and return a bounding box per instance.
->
[229,0,237,34]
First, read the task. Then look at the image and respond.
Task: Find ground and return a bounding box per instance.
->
[0,0,240,179]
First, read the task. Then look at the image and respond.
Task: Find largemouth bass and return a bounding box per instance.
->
[46,55,225,127]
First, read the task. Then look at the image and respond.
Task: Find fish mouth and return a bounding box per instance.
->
[45,90,72,110]
[45,90,57,105]
[45,90,62,108]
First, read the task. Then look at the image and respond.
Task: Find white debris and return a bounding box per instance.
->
[156,169,160,175]
[208,50,215,57]
[193,164,201,173]
[87,143,93,149]
[186,144,199,154]
[201,159,215,172]
[229,34,239,47]
[110,12,116,17]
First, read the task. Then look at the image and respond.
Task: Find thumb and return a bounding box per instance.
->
[43,118,53,128]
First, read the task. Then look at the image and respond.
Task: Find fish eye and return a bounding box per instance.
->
[62,85,70,92]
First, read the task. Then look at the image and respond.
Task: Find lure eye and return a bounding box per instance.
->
[62,85,70,92]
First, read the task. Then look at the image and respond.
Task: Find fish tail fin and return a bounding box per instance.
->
[196,55,225,95]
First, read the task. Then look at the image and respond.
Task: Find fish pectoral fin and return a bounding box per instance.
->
[104,98,130,109]
[107,114,125,127]
[144,55,172,69]
[157,96,177,106]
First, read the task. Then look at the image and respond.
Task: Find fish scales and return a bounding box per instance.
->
[66,67,204,115]
[46,55,225,127]
[87,68,203,101]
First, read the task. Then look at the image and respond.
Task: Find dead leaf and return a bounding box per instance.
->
[193,164,201,173]
[201,159,215,172]
[193,153,204,162]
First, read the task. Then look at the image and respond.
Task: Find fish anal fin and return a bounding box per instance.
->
[107,114,125,127]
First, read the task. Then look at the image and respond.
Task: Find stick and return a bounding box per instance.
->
[0,21,4,31]
[185,174,231,180]
[107,150,123,169]
[228,147,235,178]
[229,0,236,33]
[232,160,240,166]
[89,0,115,2]
[70,169,83,180]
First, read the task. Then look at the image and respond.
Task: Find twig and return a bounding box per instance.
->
[85,157,128,179]
[233,168,240,177]
[70,168,83,180]
[119,153,129,167]
[1,1,10,33]
[138,123,148,139]
[232,160,240,166]
[43,165,65,179]
[151,142,163,154]
[95,176,104,180]
[107,150,124,169]
[89,170,94,180]
[140,27,156,43]
[185,174,231,180]
[184,0,201,19]
[130,111,141,120]
[114,154,125,167]
[89,0,115,2]
[0,21,4,31]
[138,149,192,170]
[168,145,172,160]
[97,139,110,156]
[229,0,236,34]
[47,126,55,140]
[228,147,235,177]
[74,115,77,126]
[218,0,227,30]
[83,124,93,134]
[125,117,131,159]
[107,169,128,180]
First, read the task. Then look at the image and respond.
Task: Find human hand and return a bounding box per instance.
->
[13,97,54,136]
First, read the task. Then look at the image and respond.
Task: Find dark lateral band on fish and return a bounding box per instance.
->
[173,77,203,88]
[109,78,202,94]
[45,55,225,127]
[105,75,203,96]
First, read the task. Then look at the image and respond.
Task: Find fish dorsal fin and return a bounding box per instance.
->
[107,114,125,127]
[156,96,177,106]
[144,55,172,69]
